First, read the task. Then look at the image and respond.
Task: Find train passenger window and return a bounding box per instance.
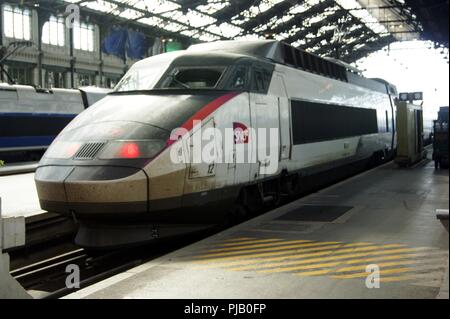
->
[160,67,226,89]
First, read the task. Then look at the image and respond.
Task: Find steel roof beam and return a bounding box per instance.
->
[296,18,361,50]
[311,25,368,55]
[283,10,350,44]
[213,0,264,21]
[239,0,302,34]
[264,0,336,36]
[341,35,396,62]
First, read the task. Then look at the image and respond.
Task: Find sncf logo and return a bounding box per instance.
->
[233,122,249,144]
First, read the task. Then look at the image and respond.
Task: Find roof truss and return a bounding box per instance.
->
[14,0,436,62]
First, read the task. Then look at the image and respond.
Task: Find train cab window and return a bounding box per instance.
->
[252,70,265,93]
[228,66,248,90]
[251,67,273,94]
[159,67,226,89]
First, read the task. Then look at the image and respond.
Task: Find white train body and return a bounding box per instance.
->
[35,40,398,248]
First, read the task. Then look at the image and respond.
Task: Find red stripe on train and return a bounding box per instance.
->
[167,91,241,145]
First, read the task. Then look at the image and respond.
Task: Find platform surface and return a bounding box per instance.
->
[66,160,449,299]
[0,173,44,217]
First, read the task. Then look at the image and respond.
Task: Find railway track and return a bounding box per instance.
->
[11,247,142,299]
[6,158,397,298]
[9,231,217,299]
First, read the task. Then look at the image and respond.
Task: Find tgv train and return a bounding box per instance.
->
[0,84,110,159]
[35,40,399,249]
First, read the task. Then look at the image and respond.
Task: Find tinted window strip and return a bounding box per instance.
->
[291,100,379,145]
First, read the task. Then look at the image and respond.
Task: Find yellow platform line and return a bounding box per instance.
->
[194,241,342,259]
[227,250,440,272]
[193,243,411,265]
[332,264,445,279]
[206,239,317,253]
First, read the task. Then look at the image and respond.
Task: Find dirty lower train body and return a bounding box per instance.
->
[35,40,398,249]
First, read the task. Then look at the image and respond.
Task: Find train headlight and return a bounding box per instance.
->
[99,140,166,159]
[44,141,82,159]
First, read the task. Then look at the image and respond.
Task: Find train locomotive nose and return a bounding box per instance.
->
[34,112,172,248]
[35,164,151,248]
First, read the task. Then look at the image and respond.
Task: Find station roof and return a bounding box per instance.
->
[59,0,449,62]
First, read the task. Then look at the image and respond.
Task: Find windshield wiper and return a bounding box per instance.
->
[168,75,191,89]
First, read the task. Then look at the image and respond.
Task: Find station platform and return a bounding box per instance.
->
[0,162,37,177]
[0,172,43,218]
[61,160,448,298]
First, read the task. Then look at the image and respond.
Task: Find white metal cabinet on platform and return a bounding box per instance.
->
[0,197,30,299]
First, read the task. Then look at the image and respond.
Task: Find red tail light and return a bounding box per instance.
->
[120,143,140,158]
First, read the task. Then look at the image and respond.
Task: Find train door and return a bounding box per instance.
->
[225,92,252,187]
[182,119,218,199]
[249,66,281,179]
[272,73,291,161]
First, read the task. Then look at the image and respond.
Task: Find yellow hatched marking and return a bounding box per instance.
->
[392,271,446,285]
[297,272,416,282]
[228,251,437,272]
[255,256,440,275]
[259,261,342,273]
[344,250,447,265]
[222,237,255,242]
[378,275,416,283]
[206,239,316,253]
[368,271,445,284]
[195,241,342,259]
[332,264,445,279]
[335,257,447,273]
[333,267,411,279]
[218,238,283,247]
[207,242,386,268]
[194,243,407,264]
[196,241,342,260]
[295,269,332,276]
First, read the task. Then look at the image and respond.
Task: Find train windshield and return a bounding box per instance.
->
[157,66,226,89]
[113,52,179,92]
[114,65,167,92]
